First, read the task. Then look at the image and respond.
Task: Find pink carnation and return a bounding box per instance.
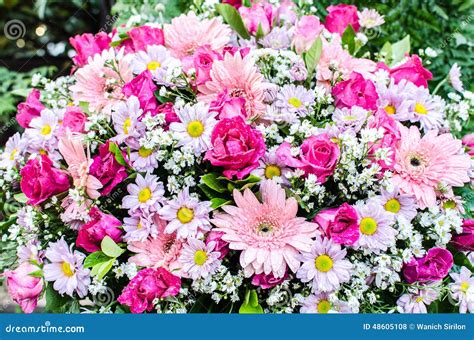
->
[332,72,378,110]
[16,89,44,128]
[462,133,474,156]
[209,90,247,120]
[450,219,474,251]
[239,0,274,35]
[4,262,43,313]
[120,26,164,53]
[69,32,111,67]
[378,55,432,88]
[122,70,158,115]
[118,268,181,314]
[252,271,288,289]
[61,106,87,133]
[314,203,359,246]
[403,248,453,283]
[324,4,360,35]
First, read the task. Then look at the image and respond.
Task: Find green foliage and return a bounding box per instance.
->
[239,289,264,314]
[216,3,250,39]
[111,0,190,25]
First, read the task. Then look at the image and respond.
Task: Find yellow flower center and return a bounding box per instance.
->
[264,165,281,179]
[123,118,131,135]
[415,296,424,303]
[194,250,208,266]
[461,281,469,293]
[61,262,75,277]
[9,148,17,161]
[187,120,204,138]
[136,222,142,230]
[177,207,194,224]
[138,147,153,158]
[41,124,52,136]
[147,61,161,71]
[385,105,396,115]
[414,103,428,115]
[360,217,378,235]
[39,149,48,155]
[288,97,302,108]
[315,254,333,273]
[138,187,152,203]
[443,200,456,209]
[384,198,401,214]
[317,299,331,313]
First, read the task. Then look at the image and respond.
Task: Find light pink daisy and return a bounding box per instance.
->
[70,49,133,115]
[179,238,221,280]
[123,209,163,242]
[378,187,417,222]
[211,180,319,278]
[164,12,231,59]
[396,286,439,313]
[122,172,165,213]
[406,84,445,131]
[198,52,266,120]
[376,79,413,121]
[448,63,464,92]
[0,132,26,169]
[111,95,145,149]
[449,266,474,313]
[358,8,385,29]
[300,293,352,313]
[392,124,471,209]
[296,237,352,293]
[252,150,291,184]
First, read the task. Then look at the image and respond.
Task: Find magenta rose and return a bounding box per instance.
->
[76,207,123,252]
[403,248,454,284]
[332,72,378,110]
[277,134,340,183]
[123,70,158,115]
[205,116,265,179]
[292,15,324,54]
[69,32,111,67]
[89,141,128,196]
[4,262,43,314]
[252,271,288,289]
[210,90,247,120]
[450,219,474,251]
[16,89,45,128]
[378,55,432,88]
[462,133,474,157]
[324,4,360,35]
[221,0,241,8]
[205,231,229,259]
[239,1,274,35]
[314,203,359,246]
[61,106,87,133]
[193,46,221,86]
[120,26,164,53]
[118,268,181,313]
[20,155,70,205]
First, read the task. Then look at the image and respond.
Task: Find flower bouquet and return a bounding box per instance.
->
[1,0,473,314]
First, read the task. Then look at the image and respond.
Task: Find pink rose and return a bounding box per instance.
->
[378,55,432,88]
[276,0,297,24]
[403,247,453,284]
[292,15,324,54]
[205,116,265,179]
[239,1,274,35]
[252,271,288,289]
[367,110,400,171]
[123,70,158,115]
[193,46,222,86]
[314,203,359,246]
[120,26,164,53]
[118,268,181,313]
[89,141,128,196]
[16,89,44,128]
[4,262,43,314]
[76,207,123,253]
[324,4,360,35]
[277,134,340,183]
[61,106,86,133]
[221,0,241,8]
[210,90,247,120]
[205,231,229,259]
[69,32,111,67]
[450,219,474,251]
[462,133,474,157]
[20,155,70,205]
[332,72,378,110]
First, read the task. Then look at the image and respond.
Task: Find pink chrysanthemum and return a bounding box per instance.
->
[164,12,231,59]
[211,180,319,278]
[70,49,132,115]
[198,52,266,120]
[393,124,471,208]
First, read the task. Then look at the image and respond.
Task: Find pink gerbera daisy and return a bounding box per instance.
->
[211,180,319,278]
[198,52,266,120]
[392,124,471,209]
[164,12,231,59]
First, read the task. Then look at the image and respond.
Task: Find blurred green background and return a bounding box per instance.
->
[0,0,473,145]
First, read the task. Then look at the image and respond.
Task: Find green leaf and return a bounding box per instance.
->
[94,258,115,280]
[28,270,43,278]
[342,25,356,54]
[303,37,323,80]
[44,284,70,313]
[255,23,265,41]
[201,173,227,193]
[13,193,28,204]
[84,251,113,268]
[216,3,250,40]
[198,183,221,200]
[101,236,124,258]
[390,35,410,67]
[210,197,231,209]
[239,289,264,314]
[108,142,128,167]
[380,42,393,65]
[453,249,474,272]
